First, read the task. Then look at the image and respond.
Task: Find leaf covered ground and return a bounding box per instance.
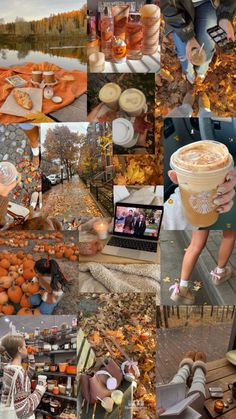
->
[78,293,157,419]
[156,17,236,117]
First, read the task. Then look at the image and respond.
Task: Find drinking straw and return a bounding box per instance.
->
[92,400,97,419]
[199,43,205,54]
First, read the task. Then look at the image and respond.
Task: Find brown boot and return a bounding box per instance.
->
[193,352,207,374]
[179,351,196,370]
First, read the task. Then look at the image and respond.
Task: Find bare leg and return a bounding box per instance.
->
[217,230,236,268]
[180,230,209,281]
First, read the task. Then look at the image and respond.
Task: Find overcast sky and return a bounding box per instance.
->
[1,0,85,23]
[40,122,88,150]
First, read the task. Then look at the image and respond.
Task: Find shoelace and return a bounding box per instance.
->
[210,270,221,280]
[169,282,180,294]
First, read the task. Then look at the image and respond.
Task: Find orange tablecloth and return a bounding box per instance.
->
[0,62,87,123]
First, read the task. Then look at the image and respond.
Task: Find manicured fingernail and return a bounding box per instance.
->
[213,199,221,205]
[216,207,224,214]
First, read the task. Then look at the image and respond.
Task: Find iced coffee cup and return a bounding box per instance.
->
[119,88,146,116]
[170,141,233,227]
[112,118,137,148]
[43,71,56,84]
[0,162,20,186]
[99,83,122,110]
[32,71,43,84]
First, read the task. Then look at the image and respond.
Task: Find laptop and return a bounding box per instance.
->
[102,203,163,262]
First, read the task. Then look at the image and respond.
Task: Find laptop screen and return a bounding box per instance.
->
[113,203,163,241]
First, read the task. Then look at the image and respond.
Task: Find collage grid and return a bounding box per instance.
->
[0,1,235,418]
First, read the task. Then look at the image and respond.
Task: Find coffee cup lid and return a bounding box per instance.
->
[112,118,134,145]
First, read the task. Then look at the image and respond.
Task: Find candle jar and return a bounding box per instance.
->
[126,13,143,60]
[93,219,109,240]
[87,11,97,42]
[101,6,114,61]
[140,5,160,55]
[214,400,224,413]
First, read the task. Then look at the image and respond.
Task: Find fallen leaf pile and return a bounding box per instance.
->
[156,17,236,116]
[79,293,156,419]
[113,155,163,185]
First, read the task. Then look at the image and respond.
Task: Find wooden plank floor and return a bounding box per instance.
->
[156,323,233,384]
[49,93,87,122]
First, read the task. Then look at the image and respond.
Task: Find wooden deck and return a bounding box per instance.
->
[204,358,236,418]
[48,93,87,122]
[156,323,233,384]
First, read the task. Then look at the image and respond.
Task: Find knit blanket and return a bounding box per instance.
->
[79,262,160,300]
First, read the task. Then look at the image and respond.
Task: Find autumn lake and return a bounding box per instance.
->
[0,37,87,70]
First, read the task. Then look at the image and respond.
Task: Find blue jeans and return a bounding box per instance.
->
[173,0,217,79]
[30,294,58,315]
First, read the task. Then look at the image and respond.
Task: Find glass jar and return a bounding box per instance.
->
[126,13,143,60]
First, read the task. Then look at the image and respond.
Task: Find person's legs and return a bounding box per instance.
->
[170,230,209,304]
[181,230,210,281]
[170,351,195,385]
[188,352,207,410]
[172,32,195,84]
[211,230,236,285]
[194,0,217,77]
[29,294,42,306]
[38,301,58,315]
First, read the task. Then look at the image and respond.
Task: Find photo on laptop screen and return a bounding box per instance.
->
[114,204,163,238]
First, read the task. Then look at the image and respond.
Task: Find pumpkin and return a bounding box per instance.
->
[9,271,19,280]
[0,259,11,269]
[0,276,14,289]
[0,267,8,277]
[20,294,31,308]
[23,260,35,270]
[33,308,41,316]
[55,252,63,259]
[9,266,17,272]
[27,281,39,295]
[23,269,35,280]
[15,276,25,286]
[9,256,18,266]
[21,281,29,293]
[27,254,34,260]
[18,268,24,275]
[2,303,15,315]
[69,255,77,262]
[8,284,23,304]
[64,248,73,258]
[16,251,25,259]
[17,308,33,315]
[0,291,8,305]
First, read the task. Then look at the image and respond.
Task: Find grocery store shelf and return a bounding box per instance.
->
[36,371,76,377]
[45,391,77,402]
[34,350,76,355]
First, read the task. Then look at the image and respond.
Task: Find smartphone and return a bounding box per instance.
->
[209,386,223,398]
[207,25,235,51]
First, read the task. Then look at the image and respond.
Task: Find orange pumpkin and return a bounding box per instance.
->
[23,260,35,270]
[69,255,77,262]
[17,308,33,315]
[27,254,34,260]
[15,276,25,286]
[27,281,39,295]
[55,252,63,259]
[64,248,73,258]
[20,294,31,308]
[8,284,23,304]
[33,308,41,316]
[16,251,25,259]
[0,291,8,305]
[21,281,29,293]
[2,303,15,315]
[0,259,11,269]
[0,276,14,289]
[23,269,35,280]
[9,271,19,280]
[0,267,8,277]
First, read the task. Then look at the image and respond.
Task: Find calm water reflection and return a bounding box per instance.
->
[0,38,87,71]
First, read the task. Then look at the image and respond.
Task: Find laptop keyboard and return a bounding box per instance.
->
[107,236,157,253]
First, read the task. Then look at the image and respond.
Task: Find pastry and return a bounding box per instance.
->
[13,89,33,110]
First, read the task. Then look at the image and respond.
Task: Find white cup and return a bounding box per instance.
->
[38,375,47,386]
[112,118,137,148]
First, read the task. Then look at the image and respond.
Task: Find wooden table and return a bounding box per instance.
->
[203,358,236,418]
[48,93,87,122]
[79,235,160,264]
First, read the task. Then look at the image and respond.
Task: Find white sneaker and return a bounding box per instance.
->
[210,265,233,286]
